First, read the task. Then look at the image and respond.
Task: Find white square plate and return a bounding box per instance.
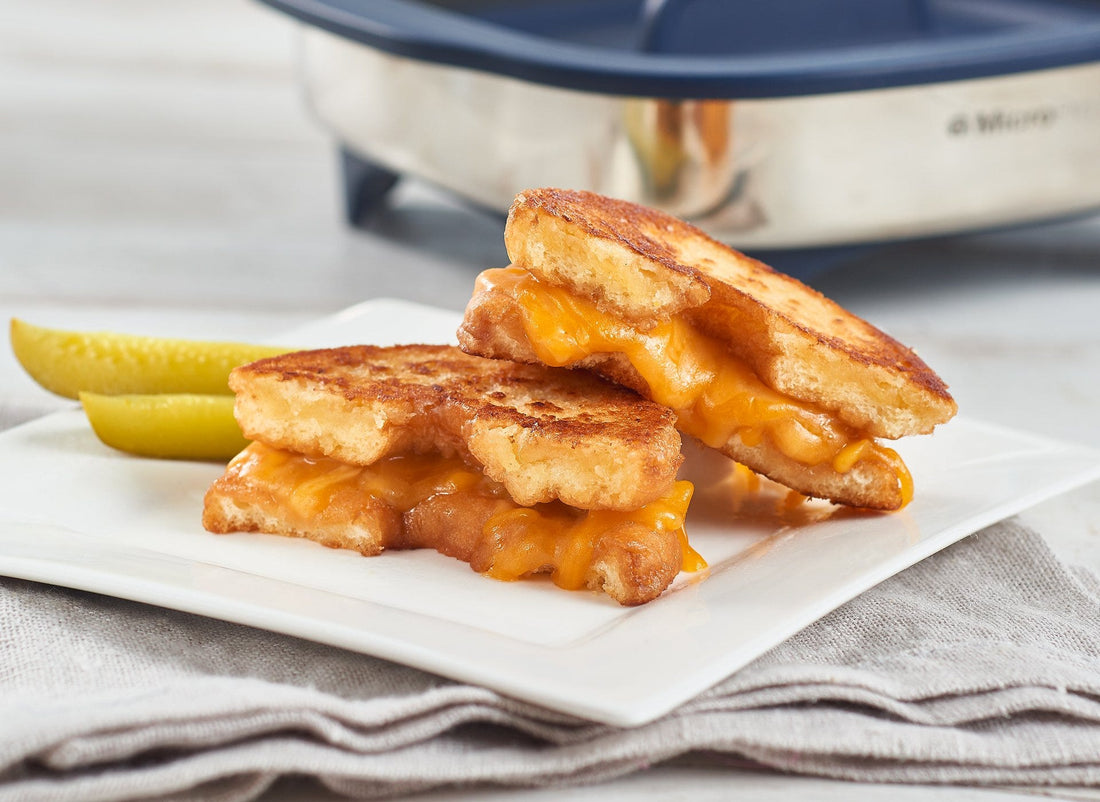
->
[2,299,1099,726]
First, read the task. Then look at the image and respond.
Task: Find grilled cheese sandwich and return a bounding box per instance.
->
[459,188,957,510]
[203,344,702,606]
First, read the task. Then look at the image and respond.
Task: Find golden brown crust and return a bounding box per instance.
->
[406,496,681,606]
[460,285,906,510]
[506,189,711,324]
[201,463,400,557]
[505,188,956,438]
[230,344,682,511]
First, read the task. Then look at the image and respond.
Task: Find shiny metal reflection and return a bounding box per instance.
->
[299,26,1100,248]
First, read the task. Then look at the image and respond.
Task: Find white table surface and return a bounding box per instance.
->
[3,1,1099,800]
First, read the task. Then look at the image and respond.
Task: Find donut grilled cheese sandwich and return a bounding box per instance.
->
[202,344,701,606]
[458,189,958,511]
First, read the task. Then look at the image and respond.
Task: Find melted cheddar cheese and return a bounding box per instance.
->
[236,445,487,522]
[228,443,704,589]
[479,266,912,507]
[482,479,702,589]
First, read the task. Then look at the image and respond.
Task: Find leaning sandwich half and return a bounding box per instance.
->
[202,344,702,606]
[458,188,958,511]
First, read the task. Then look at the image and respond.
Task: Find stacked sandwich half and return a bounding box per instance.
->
[460,189,957,511]
[203,344,701,605]
[204,189,957,605]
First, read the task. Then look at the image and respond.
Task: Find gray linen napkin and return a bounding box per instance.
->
[1,518,1099,801]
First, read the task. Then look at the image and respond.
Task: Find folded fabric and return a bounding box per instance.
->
[1,519,1098,802]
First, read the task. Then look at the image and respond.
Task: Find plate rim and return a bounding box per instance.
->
[2,298,1100,726]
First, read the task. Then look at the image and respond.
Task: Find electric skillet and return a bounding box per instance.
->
[259,0,1100,251]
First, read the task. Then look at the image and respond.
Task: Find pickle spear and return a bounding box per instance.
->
[79,392,248,461]
[10,318,289,399]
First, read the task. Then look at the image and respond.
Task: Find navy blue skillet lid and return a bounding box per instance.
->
[259,0,1100,98]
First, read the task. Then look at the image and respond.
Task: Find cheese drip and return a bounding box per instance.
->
[226,443,704,589]
[478,267,912,507]
[482,479,701,588]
